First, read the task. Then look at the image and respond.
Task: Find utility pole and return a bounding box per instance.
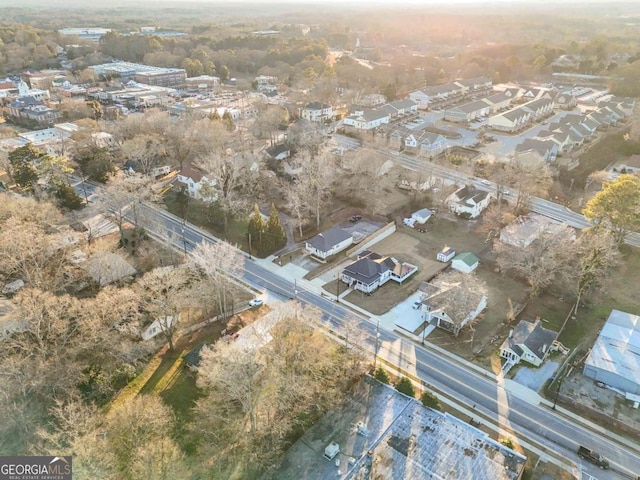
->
[248,233,252,259]
[373,319,380,372]
[336,273,340,302]
[294,278,298,299]
[552,364,569,410]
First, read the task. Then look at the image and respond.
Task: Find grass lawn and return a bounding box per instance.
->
[519,245,640,352]
[164,190,250,251]
[338,230,448,315]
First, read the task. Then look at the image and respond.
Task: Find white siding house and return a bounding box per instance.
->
[447,185,492,218]
[450,252,479,274]
[305,226,353,260]
[176,164,218,202]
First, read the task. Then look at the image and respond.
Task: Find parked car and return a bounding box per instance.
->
[412,301,422,310]
[349,214,363,223]
[249,298,264,307]
[595,381,606,388]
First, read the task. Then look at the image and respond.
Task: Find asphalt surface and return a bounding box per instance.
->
[135,201,640,479]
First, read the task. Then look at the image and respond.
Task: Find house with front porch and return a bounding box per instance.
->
[447,185,492,218]
[418,273,488,336]
[305,226,353,260]
[341,250,417,293]
[500,319,558,367]
[521,97,555,121]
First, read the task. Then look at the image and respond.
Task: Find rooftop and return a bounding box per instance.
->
[585,310,640,389]
[267,376,526,480]
[306,226,352,253]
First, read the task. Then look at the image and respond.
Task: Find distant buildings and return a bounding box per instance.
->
[58,27,112,42]
[89,62,187,88]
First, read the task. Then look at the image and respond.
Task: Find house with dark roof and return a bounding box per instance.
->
[7,96,61,126]
[500,319,558,368]
[301,102,334,123]
[183,341,210,369]
[447,185,492,218]
[341,250,417,293]
[266,143,290,161]
[488,106,531,132]
[305,226,353,260]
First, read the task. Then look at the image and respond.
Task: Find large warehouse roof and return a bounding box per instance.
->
[585,310,640,389]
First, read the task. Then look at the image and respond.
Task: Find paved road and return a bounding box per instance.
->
[134,201,639,479]
[387,150,640,248]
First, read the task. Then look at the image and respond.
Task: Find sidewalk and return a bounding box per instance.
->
[252,255,640,455]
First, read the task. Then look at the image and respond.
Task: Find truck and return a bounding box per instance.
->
[577,446,610,469]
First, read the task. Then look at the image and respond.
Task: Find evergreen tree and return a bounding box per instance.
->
[420,391,441,411]
[395,377,416,398]
[222,110,235,132]
[374,367,390,384]
[52,181,84,211]
[247,203,266,256]
[8,144,42,190]
[266,203,286,252]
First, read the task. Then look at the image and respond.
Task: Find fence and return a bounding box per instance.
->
[345,221,397,257]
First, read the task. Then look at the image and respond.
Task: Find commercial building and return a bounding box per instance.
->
[58,27,111,42]
[90,62,187,88]
[583,309,640,395]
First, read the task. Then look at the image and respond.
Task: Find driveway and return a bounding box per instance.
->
[512,360,559,392]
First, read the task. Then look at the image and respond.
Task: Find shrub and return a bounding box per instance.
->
[420,391,441,410]
[395,377,415,397]
[374,367,390,384]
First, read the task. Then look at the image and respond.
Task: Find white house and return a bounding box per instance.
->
[266,143,291,161]
[411,208,433,224]
[499,319,558,367]
[341,250,417,293]
[176,164,218,202]
[301,102,334,123]
[499,214,571,248]
[418,274,488,336]
[343,108,390,130]
[142,314,179,341]
[447,185,492,218]
[436,246,455,262]
[451,252,479,274]
[305,226,353,260]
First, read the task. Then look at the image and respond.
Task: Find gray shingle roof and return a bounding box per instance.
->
[307,226,352,253]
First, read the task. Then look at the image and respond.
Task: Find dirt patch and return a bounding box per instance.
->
[339,231,448,315]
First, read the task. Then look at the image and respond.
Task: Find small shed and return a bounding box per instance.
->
[451,252,479,274]
[324,442,340,460]
[411,208,433,224]
[437,247,455,263]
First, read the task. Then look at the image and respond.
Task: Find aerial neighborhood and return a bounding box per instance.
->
[1,2,640,479]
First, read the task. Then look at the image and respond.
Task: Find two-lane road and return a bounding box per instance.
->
[136,201,640,479]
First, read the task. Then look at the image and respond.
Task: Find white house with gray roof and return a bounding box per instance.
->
[583,309,640,395]
[343,108,390,130]
[500,319,558,368]
[447,185,492,218]
[341,250,417,293]
[305,226,353,260]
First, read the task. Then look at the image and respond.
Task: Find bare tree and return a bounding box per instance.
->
[120,133,166,175]
[294,150,337,229]
[281,178,310,237]
[136,266,192,351]
[196,150,253,231]
[494,227,576,297]
[189,241,245,321]
[165,118,229,170]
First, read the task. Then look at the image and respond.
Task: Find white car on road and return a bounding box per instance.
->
[249,298,264,307]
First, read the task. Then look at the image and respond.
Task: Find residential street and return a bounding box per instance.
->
[132,201,640,480]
